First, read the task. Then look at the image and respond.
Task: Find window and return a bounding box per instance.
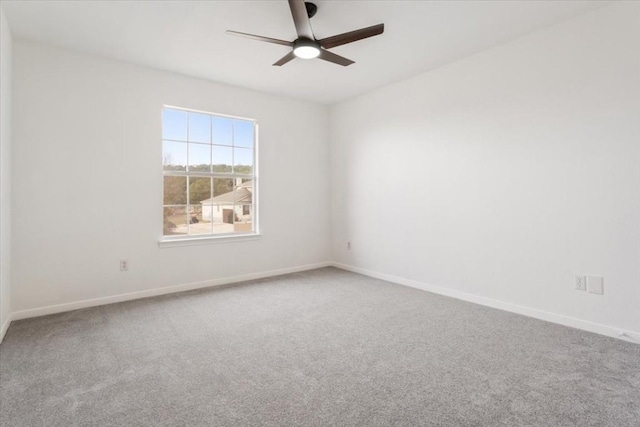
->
[162,107,257,239]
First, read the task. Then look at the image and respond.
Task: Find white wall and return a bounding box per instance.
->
[12,41,330,313]
[0,6,13,338]
[330,3,640,336]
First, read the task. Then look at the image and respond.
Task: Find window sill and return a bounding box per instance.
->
[158,233,261,248]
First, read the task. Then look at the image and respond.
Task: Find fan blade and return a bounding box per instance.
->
[273,51,297,66]
[318,49,354,67]
[288,0,314,39]
[226,30,292,47]
[319,24,384,50]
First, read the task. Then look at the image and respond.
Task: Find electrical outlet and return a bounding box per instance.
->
[587,276,604,295]
[120,260,129,271]
[575,275,586,291]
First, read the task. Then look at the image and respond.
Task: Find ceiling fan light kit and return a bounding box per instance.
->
[293,38,321,59]
[226,0,384,67]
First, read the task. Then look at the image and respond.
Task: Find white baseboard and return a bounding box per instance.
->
[0,317,10,343]
[332,262,640,345]
[9,261,332,323]
[4,261,638,346]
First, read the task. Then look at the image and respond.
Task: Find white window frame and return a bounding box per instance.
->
[159,105,260,247]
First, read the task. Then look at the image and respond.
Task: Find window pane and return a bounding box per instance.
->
[233,120,254,148]
[201,202,215,232]
[213,204,235,234]
[213,177,235,234]
[212,145,233,173]
[188,204,211,235]
[188,143,211,172]
[235,180,253,204]
[235,204,253,233]
[163,140,187,171]
[189,177,211,204]
[189,177,212,235]
[164,206,188,235]
[188,113,211,144]
[163,109,187,141]
[234,148,253,175]
[212,116,233,146]
[164,176,187,205]
[213,178,235,198]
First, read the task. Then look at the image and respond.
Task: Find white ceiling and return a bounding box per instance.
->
[3,0,607,105]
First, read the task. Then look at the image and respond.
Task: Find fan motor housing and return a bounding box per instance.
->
[293,38,320,50]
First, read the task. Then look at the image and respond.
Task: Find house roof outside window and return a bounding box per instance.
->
[200,180,253,205]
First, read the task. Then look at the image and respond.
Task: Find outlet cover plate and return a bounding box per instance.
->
[587,276,604,295]
[575,275,587,291]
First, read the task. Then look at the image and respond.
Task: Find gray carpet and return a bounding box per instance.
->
[1,267,639,426]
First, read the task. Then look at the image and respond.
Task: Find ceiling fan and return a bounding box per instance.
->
[226,0,384,67]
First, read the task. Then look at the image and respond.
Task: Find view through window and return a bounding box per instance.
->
[162,107,257,238]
